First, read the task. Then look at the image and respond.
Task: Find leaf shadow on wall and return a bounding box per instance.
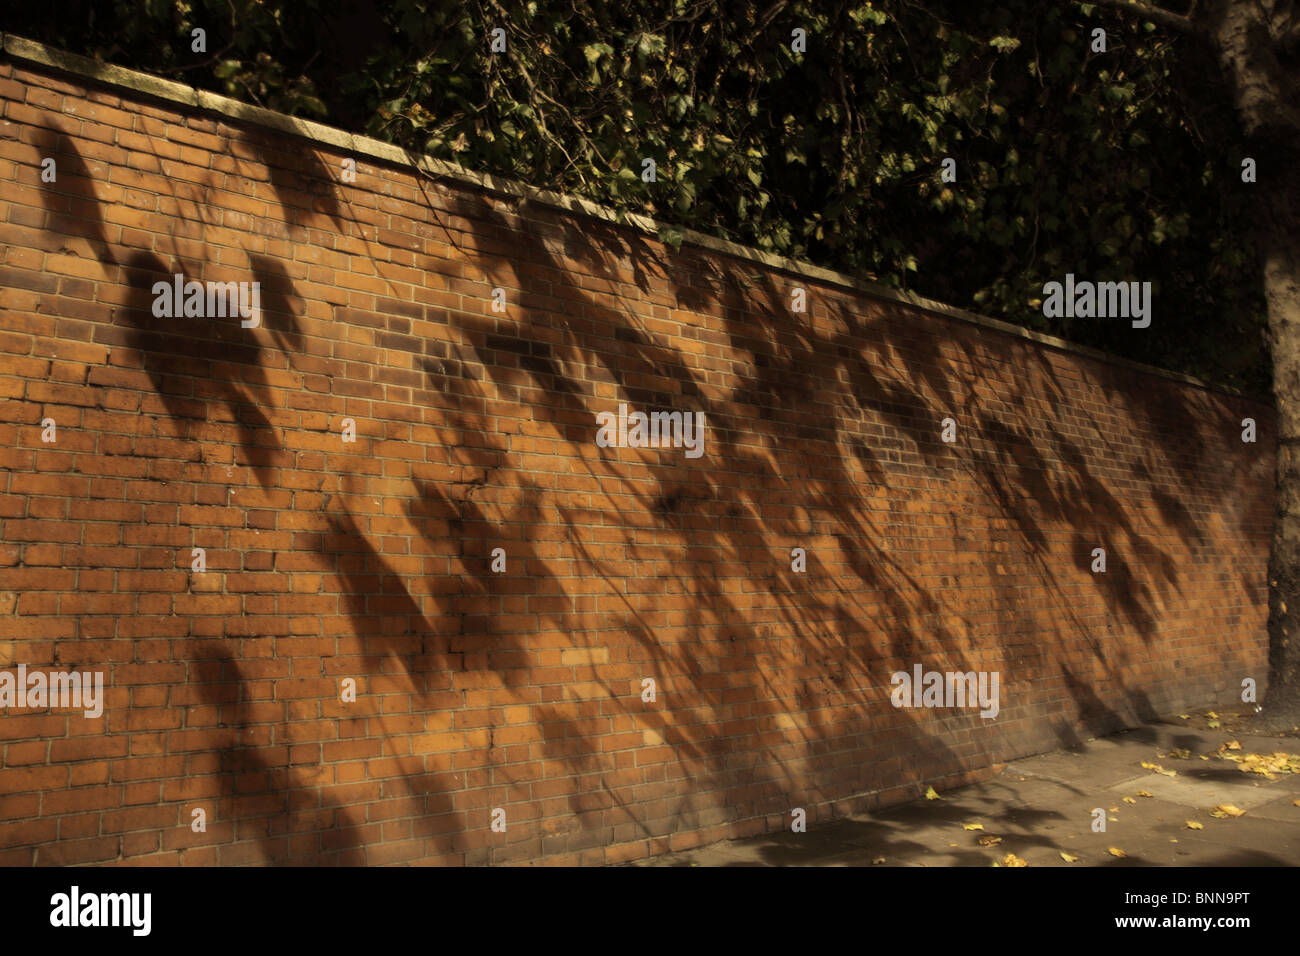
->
[433,186,1267,850]
[31,130,502,863]
[436,194,991,832]
[24,111,1272,863]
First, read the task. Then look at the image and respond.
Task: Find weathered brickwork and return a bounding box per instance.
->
[0,49,1275,865]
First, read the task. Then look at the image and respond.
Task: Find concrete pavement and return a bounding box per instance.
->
[632,710,1300,866]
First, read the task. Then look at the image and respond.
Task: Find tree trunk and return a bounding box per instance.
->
[1206,0,1300,719]
[1263,234,1300,717]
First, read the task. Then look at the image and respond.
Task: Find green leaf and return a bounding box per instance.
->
[636,33,666,59]
[658,224,685,250]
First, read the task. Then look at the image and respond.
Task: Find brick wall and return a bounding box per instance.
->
[0,46,1276,865]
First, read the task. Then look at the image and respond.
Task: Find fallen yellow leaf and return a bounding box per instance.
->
[1209,804,1246,819]
[1001,852,1027,867]
[1185,820,1204,830]
[1059,851,1079,862]
[872,856,885,864]
[1178,714,1190,720]
[1223,750,1300,780]
[1123,796,1137,804]
[1293,799,1300,808]
[1226,740,1242,750]
[1206,712,1219,719]
[925,786,941,800]
[962,823,984,831]
[1108,806,1120,812]
[1136,790,1154,798]
[1141,761,1177,777]
[978,835,1003,847]
[1169,838,1178,843]
[1108,847,1127,858]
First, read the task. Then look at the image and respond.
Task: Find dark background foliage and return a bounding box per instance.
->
[3,0,1266,391]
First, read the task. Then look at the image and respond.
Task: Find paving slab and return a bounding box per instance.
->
[630,715,1300,867]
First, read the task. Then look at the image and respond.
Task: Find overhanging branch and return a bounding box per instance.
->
[1077,0,1205,37]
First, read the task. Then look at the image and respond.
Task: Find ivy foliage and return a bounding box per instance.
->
[4,0,1268,390]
